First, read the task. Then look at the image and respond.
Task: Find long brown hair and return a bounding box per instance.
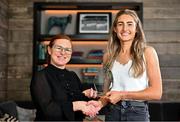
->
[104,9,146,78]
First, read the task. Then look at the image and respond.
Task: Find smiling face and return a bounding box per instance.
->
[48,38,72,69]
[114,14,137,43]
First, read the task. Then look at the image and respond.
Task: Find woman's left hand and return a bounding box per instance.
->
[83,88,97,98]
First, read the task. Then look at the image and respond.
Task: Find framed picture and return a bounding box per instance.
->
[77,12,111,34]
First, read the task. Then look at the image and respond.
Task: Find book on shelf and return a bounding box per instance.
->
[82,72,97,77]
[82,67,98,73]
[86,49,103,63]
[69,50,104,64]
[72,51,84,56]
[38,42,48,60]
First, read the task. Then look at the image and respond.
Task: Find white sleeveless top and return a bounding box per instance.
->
[110,60,149,91]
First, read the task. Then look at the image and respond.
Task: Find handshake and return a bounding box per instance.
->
[73,88,124,118]
[79,88,110,118]
[80,88,126,117]
[82,98,106,118]
[73,96,108,118]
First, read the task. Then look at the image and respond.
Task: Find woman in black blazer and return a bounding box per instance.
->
[30,35,98,121]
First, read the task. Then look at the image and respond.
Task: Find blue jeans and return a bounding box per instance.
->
[105,101,150,121]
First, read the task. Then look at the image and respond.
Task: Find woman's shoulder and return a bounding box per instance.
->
[144,45,156,51]
[144,46,157,55]
[144,46,158,61]
[33,68,46,79]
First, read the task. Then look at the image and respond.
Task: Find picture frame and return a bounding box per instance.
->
[77,12,111,34]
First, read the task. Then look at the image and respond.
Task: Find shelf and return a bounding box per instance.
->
[38,34,109,41]
[72,41,107,45]
[37,63,102,68]
[33,2,143,76]
[66,64,102,68]
[38,39,107,45]
[38,60,103,65]
[82,72,98,76]
[35,2,142,12]
[45,10,119,14]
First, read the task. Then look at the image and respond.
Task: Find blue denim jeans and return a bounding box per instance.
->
[105,101,150,121]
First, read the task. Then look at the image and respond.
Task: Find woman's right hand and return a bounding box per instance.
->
[87,100,103,111]
[87,95,110,112]
[73,101,99,117]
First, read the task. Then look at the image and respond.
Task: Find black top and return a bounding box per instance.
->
[30,64,89,121]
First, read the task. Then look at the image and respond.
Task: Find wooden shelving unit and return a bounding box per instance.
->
[33,2,143,91]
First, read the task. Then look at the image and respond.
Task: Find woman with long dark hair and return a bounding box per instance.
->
[88,9,162,121]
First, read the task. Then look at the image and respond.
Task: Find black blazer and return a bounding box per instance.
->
[30,64,89,121]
